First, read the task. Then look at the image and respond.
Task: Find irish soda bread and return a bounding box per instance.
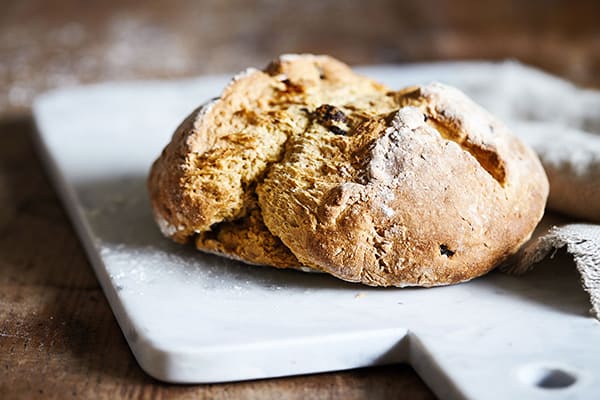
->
[148,54,549,286]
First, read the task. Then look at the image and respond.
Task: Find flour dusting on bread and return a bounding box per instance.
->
[148,54,549,286]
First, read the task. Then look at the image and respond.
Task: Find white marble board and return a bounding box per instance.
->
[33,62,600,399]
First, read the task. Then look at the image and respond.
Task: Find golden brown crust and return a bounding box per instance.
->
[148,54,549,285]
[148,68,291,243]
[194,197,303,269]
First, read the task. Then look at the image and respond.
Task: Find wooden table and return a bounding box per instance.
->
[1,1,598,398]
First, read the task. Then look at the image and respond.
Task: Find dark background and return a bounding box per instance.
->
[2,0,599,116]
[1,1,599,398]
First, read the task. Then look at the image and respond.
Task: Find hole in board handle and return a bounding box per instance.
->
[517,364,577,389]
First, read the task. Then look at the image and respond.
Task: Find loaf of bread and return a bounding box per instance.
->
[148,54,549,286]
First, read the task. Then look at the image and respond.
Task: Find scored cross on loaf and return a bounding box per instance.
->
[148,54,548,287]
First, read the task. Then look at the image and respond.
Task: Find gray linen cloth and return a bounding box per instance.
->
[459,62,600,319]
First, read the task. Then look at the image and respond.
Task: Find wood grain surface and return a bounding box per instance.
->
[0,0,598,399]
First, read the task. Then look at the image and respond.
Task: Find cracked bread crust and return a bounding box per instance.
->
[194,196,303,269]
[259,102,548,286]
[148,54,390,268]
[148,54,549,285]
